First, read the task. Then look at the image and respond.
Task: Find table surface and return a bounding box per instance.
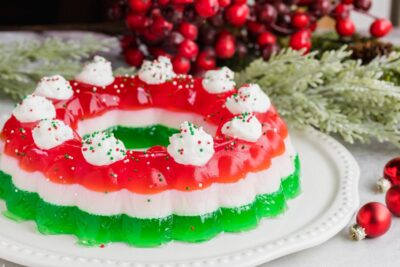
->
[0,31,399,267]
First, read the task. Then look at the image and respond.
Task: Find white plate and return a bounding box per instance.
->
[0,128,360,267]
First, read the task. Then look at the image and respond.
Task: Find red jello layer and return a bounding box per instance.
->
[1,75,289,194]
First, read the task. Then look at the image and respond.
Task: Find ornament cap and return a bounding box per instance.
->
[349,224,367,241]
[376,177,391,193]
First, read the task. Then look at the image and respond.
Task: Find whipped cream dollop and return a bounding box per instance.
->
[75,56,114,86]
[34,75,73,100]
[202,67,235,94]
[12,95,56,123]
[222,113,262,142]
[32,119,74,150]
[225,84,271,114]
[81,131,126,166]
[167,121,214,166]
[138,56,176,84]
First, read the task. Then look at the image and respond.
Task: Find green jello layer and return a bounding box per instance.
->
[0,156,300,247]
[105,125,179,149]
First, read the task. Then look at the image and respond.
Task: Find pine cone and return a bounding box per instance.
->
[350,40,394,64]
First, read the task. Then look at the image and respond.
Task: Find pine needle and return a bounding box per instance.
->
[236,47,400,146]
[0,37,118,100]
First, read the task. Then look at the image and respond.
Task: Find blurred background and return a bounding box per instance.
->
[0,0,393,33]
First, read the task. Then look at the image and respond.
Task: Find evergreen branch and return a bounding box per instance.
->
[236,47,400,146]
[0,37,118,100]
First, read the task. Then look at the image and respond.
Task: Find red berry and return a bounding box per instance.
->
[311,0,331,16]
[291,11,310,29]
[336,18,355,36]
[370,19,392,38]
[225,4,250,27]
[142,29,161,43]
[333,3,351,19]
[215,33,236,59]
[195,0,219,18]
[341,0,353,4]
[256,4,277,24]
[126,13,149,30]
[354,0,371,11]
[149,47,172,58]
[172,0,193,3]
[158,0,170,5]
[257,32,276,48]
[120,35,136,50]
[179,22,199,40]
[310,22,317,32]
[178,39,199,59]
[236,42,247,59]
[124,48,144,67]
[172,56,191,74]
[262,44,279,61]
[196,50,216,70]
[289,30,312,53]
[247,21,266,35]
[129,0,152,13]
[150,15,173,36]
[233,0,246,4]
[218,0,231,8]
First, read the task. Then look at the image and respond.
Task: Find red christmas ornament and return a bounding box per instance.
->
[383,157,400,185]
[386,185,400,216]
[350,202,392,240]
[370,19,393,38]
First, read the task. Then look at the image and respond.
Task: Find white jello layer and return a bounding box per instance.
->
[77,109,218,137]
[0,138,296,218]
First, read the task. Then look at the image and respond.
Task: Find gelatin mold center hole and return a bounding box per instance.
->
[100,125,180,150]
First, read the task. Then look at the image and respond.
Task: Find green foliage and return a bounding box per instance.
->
[236,47,400,145]
[0,37,118,100]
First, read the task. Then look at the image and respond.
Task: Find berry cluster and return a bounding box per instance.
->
[112,0,393,74]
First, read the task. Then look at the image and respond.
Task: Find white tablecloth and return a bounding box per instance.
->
[0,31,399,267]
